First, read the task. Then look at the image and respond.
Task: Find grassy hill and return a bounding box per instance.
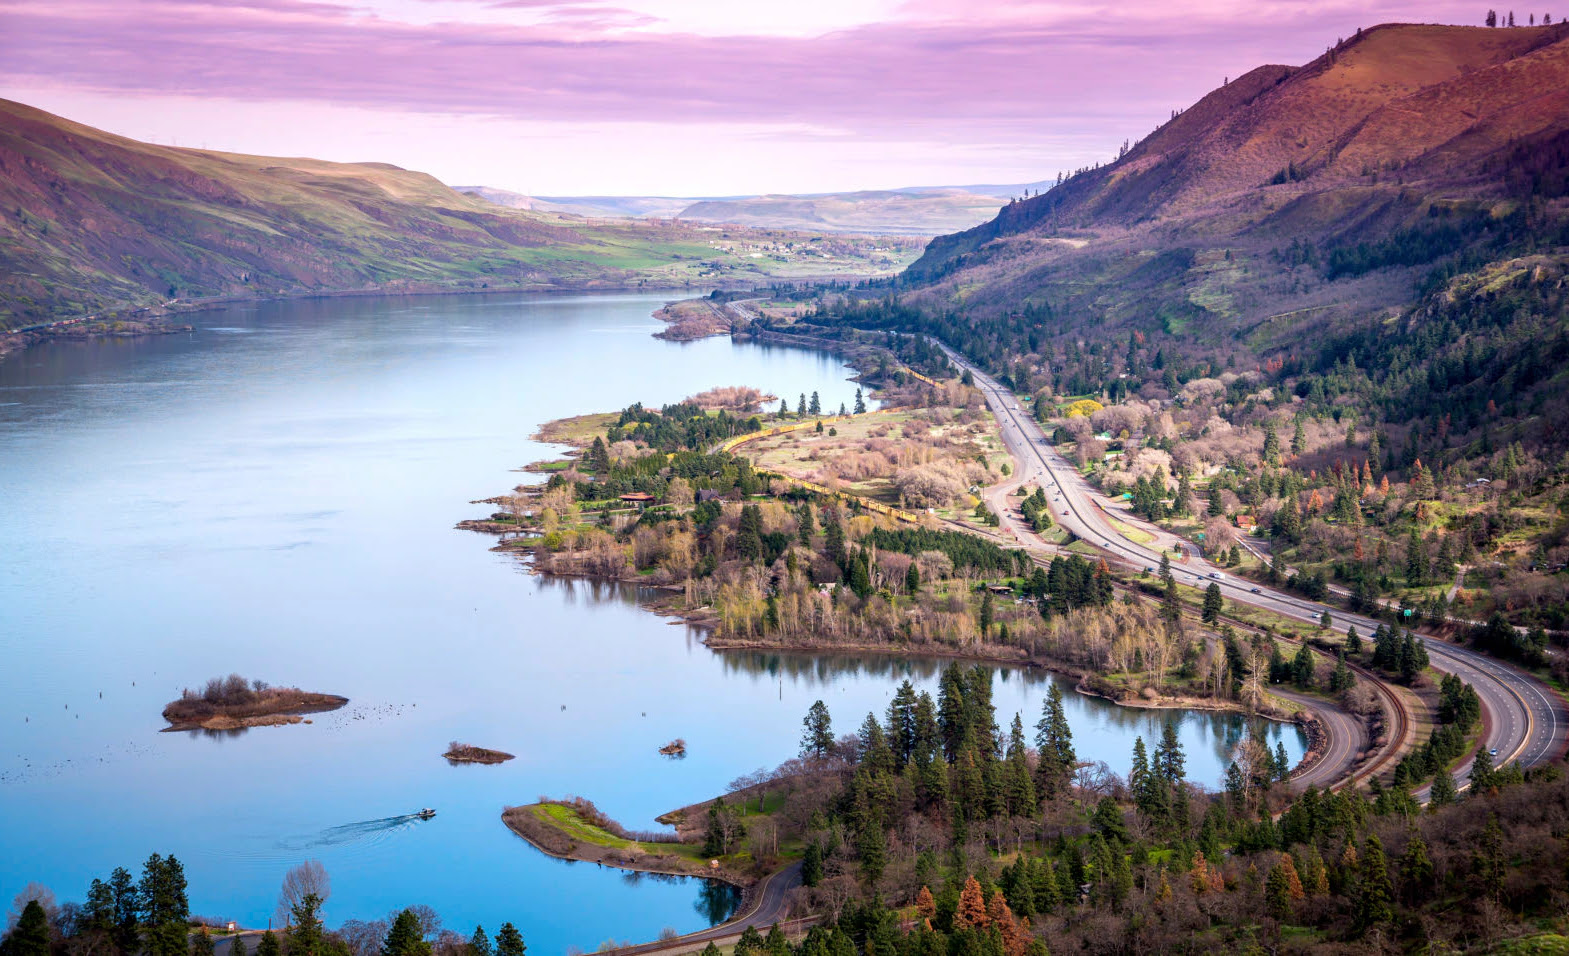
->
[0,99,921,332]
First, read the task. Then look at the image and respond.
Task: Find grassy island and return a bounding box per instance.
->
[161,674,347,731]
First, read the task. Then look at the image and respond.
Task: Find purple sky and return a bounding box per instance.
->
[0,0,1499,194]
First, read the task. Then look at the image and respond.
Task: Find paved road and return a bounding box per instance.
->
[939,344,1568,789]
[1269,687,1366,789]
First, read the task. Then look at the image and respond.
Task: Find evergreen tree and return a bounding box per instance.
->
[809,391,821,415]
[1429,769,1458,807]
[191,931,216,956]
[1035,683,1076,799]
[494,923,525,956]
[256,931,281,956]
[1345,625,1362,655]
[795,502,815,544]
[857,823,887,885]
[1354,835,1394,932]
[1399,832,1435,903]
[82,878,115,938]
[6,901,50,956]
[1263,421,1282,466]
[1477,814,1506,899]
[1202,583,1223,623]
[905,561,921,594]
[801,841,823,887]
[853,389,866,414]
[468,926,492,956]
[285,895,326,956]
[587,436,611,474]
[801,700,833,758]
[231,936,247,956]
[1003,714,1036,815]
[1265,862,1294,920]
[979,591,994,637]
[138,854,189,956]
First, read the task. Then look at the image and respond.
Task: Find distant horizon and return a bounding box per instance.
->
[0,2,1517,195]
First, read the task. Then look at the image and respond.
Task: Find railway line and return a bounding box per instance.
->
[935,342,1566,790]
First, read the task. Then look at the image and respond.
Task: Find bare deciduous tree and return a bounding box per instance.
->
[275,861,329,928]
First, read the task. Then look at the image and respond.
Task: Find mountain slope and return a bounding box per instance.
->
[0,100,917,331]
[910,22,1569,289]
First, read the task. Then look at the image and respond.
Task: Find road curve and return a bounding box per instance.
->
[937,343,1567,789]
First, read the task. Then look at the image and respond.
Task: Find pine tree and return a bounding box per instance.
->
[1354,835,1394,932]
[8,901,50,956]
[1265,861,1294,920]
[1263,421,1282,466]
[256,931,281,956]
[801,841,823,887]
[801,700,833,758]
[1345,625,1362,655]
[1477,813,1505,899]
[494,923,525,956]
[853,389,866,414]
[232,935,248,956]
[192,931,216,956]
[1035,683,1076,799]
[285,895,326,956]
[1429,769,1458,807]
[980,591,995,637]
[954,876,990,928]
[468,926,492,956]
[1203,582,1223,623]
[905,561,921,594]
[1399,832,1434,903]
[857,823,886,885]
[138,854,189,956]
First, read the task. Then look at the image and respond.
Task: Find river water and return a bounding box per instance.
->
[0,293,1304,951]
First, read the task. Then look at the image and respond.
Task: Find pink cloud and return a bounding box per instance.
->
[0,0,1500,181]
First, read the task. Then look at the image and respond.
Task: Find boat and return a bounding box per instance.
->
[416,808,436,819]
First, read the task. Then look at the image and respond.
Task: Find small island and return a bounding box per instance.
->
[443,741,516,764]
[161,674,347,732]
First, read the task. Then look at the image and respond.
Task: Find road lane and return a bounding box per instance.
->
[937,342,1566,787]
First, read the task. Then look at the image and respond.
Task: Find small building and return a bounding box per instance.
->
[696,489,723,503]
[619,492,656,508]
[1235,514,1257,530]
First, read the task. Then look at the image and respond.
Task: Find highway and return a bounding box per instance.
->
[938,343,1567,788]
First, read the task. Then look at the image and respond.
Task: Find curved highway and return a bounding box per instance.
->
[939,344,1566,788]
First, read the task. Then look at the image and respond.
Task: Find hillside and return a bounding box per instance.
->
[909,22,1569,297]
[785,22,1569,636]
[0,99,920,334]
[459,184,1046,234]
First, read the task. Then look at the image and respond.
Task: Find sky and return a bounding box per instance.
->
[0,0,1498,196]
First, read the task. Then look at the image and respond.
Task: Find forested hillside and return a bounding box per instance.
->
[782,21,1569,640]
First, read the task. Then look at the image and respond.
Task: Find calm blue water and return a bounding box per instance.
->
[0,293,1303,951]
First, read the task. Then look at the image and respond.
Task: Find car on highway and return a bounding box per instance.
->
[1209,572,1222,580]
[1490,748,1499,756]
[1250,587,1262,594]
[1062,511,1069,516]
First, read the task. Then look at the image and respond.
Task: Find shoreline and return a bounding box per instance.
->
[0,280,776,364]
[502,802,757,888]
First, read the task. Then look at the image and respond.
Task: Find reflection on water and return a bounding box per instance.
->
[694,881,744,926]
[0,292,1303,953]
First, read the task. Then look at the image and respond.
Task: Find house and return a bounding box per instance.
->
[619,491,656,508]
[1235,514,1257,530]
[695,489,723,503]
